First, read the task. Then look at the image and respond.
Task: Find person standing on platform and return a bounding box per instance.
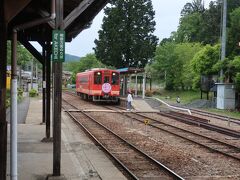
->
[176,96,180,103]
[127,91,133,111]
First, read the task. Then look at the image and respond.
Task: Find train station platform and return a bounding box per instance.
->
[7,97,127,180]
[120,96,158,112]
[132,98,157,112]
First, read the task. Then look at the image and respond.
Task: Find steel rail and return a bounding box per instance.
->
[62,106,138,180]
[108,105,240,138]
[190,108,240,125]
[104,106,240,162]
[156,111,240,138]
[62,99,184,180]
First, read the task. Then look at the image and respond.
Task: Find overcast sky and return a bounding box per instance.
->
[34,0,212,57]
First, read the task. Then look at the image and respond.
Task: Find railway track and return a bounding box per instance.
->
[105,106,240,162]
[190,108,240,125]
[62,98,184,180]
[157,111,240,138]
[109,104,240,138]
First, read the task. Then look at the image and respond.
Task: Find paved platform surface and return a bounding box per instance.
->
[7,97,127,180]
[132,98,158,112]
[120,96,158,112]
[6,96,30,124]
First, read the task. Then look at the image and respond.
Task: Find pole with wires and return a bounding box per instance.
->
[220,0,227,83]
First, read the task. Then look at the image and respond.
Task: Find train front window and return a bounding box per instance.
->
[94,72,102,84]
[104,76,110,83]
[112,72,119,85]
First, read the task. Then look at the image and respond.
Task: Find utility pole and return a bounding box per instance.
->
[220,0,227,83]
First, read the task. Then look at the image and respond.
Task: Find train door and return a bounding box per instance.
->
[103,70,110,84]
[102,71,112,95]
[104,76,110,83]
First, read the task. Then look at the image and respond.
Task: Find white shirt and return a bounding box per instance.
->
[127,93,133,102]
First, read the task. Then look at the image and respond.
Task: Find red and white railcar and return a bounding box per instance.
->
[76,68,120,102]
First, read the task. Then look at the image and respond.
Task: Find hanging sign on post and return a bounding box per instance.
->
[52,30,65,62]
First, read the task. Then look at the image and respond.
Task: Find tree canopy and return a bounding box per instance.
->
[152,0,240,91]
[150,42,202,90]
[181,0,205,16]
[94,0,158,68]
[63,53,113,84]
[7,41,33,68]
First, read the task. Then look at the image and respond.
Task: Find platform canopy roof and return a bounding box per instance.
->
[117,67,145,75]
[6,0,108,42]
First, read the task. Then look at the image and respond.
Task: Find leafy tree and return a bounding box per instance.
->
[234,73,240,92]
[229,56,240,85]
[200,1,221,45]
[175,43,202,89]
[227,0,240,13]
[94,0,158,68]
[230,56,240,70]
[177,1,221,45]
[7,41,33,68]
[176,13,203,43]
[151,42,202,90]
[176,0,240,45]
[67,53,113,83]
[17,43,32,67]
[181,0,205,16]
[227,7,240,57]
[191,44,220,87]
[63,61,81,73]
[7,41,35,88]
[191,44,220,75]
[76,53,105,72]
[152,42,177,90]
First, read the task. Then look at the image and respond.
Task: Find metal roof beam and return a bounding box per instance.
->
[63,0,95,29]
[20,40,44,64]
[38,9,55,29]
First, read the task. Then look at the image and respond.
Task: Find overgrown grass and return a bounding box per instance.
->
[152,89,240,119]
[153,89,205,104]
[203,108,240,119]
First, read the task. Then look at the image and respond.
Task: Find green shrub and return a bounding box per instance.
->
[234,73,240,92]
[6,99,10,108]
[18,88,23,97]
[29,89,38,97]
[6,90,10,108]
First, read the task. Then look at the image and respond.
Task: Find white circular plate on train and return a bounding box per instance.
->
[102,83,112,93]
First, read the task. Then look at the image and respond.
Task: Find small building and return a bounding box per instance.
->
[216,83,235,110]
[117,67,146,97]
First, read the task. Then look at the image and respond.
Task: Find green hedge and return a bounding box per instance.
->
[29,89,38,97]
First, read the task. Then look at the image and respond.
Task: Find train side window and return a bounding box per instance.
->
[94,72,102,84]
[79,76,88,84]
[112,72,119,85]
[104,76,110,83]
